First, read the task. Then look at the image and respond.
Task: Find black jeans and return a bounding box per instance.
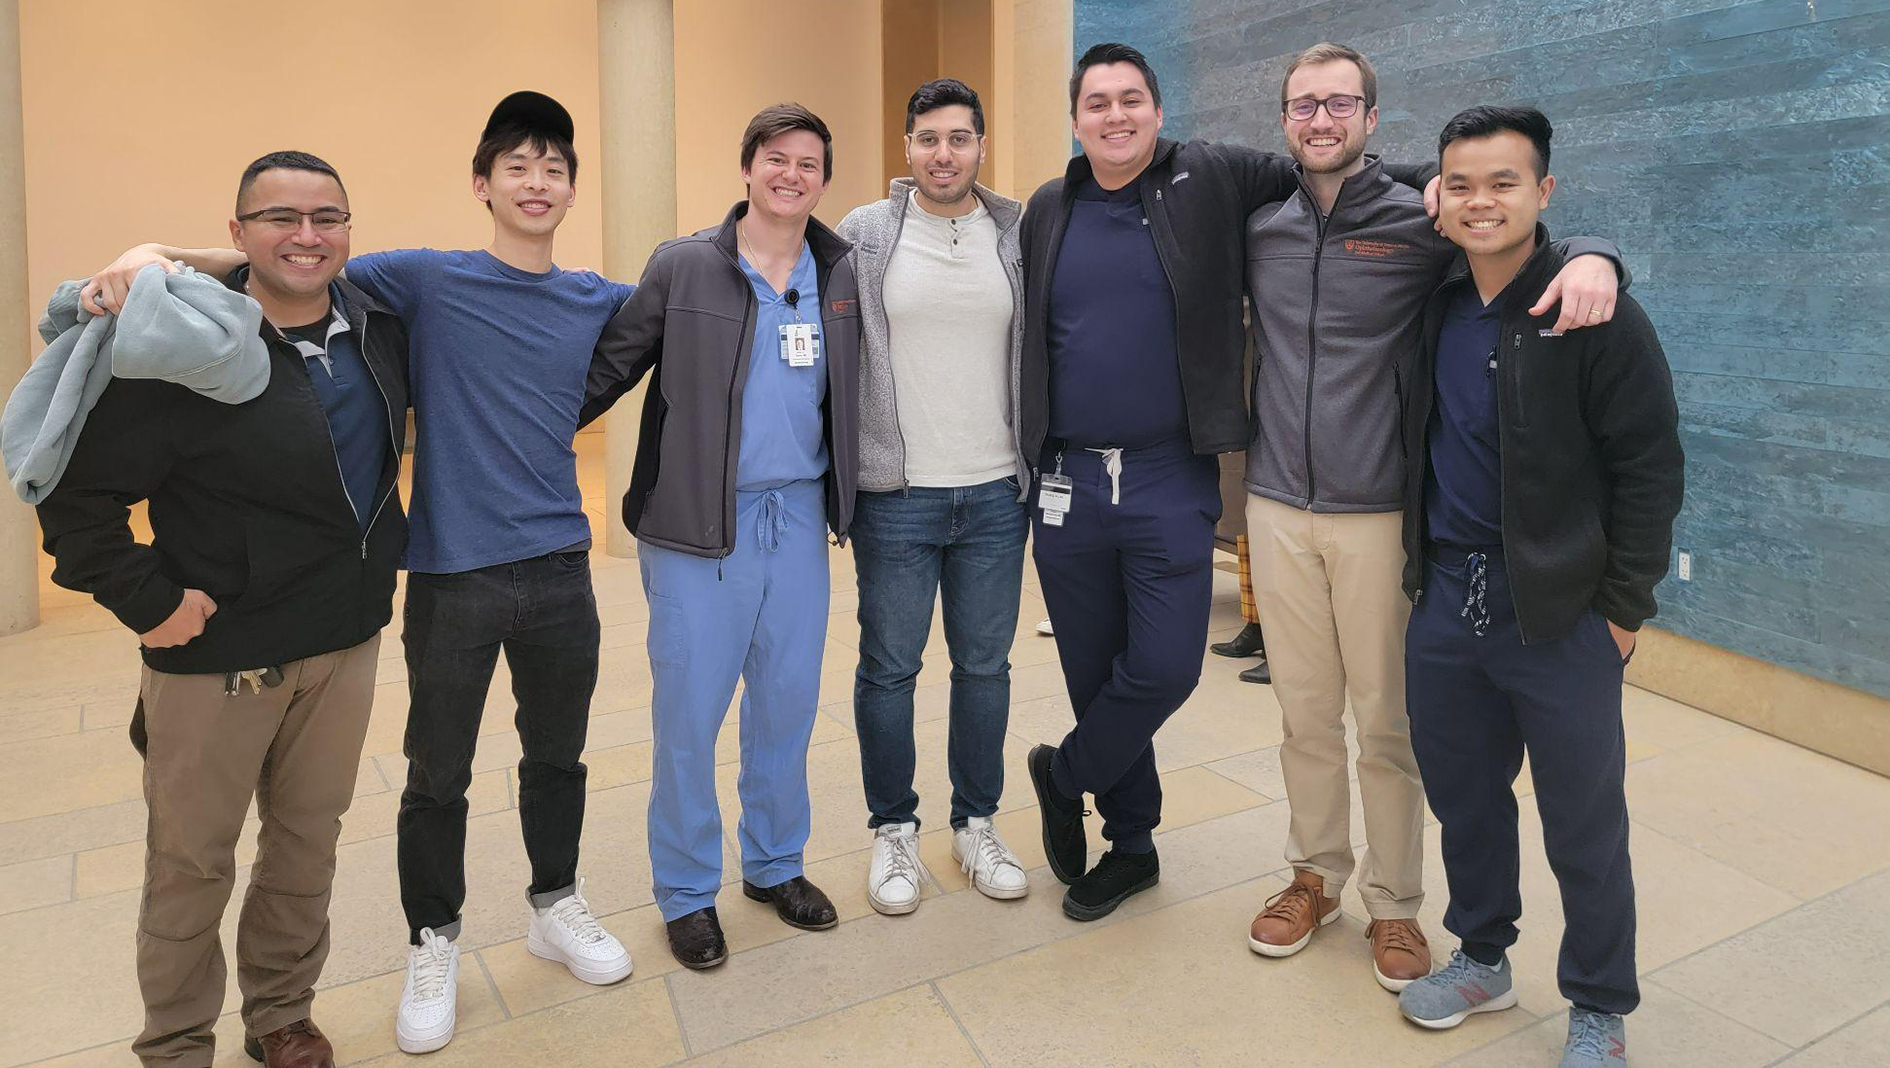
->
[397,550,600,943]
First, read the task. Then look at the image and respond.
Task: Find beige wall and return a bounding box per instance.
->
[672,0,883,235]
[18,0,610,315]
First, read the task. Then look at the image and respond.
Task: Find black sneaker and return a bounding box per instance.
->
[1028,744,1089,884]
[1210,622,1266,658]
[1062,848,1159,921]
[1239,658,1271,685]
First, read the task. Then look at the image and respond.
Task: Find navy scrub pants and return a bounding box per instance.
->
[1031,440,1220,853]
[1405,547,1640,1015]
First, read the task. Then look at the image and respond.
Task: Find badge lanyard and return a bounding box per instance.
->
[1038,450,1073,527]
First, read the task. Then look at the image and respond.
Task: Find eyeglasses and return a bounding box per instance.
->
[236,208,352,232]
[1282,94,1366,122]
[909,131,981,151]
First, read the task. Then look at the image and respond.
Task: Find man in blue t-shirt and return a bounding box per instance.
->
[84,92,637,1055]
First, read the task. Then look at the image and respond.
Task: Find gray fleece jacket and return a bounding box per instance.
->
[3,263,268,503]
[837,179,1029,495]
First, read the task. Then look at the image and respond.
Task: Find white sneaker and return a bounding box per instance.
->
[1035,618,1054,636]
[953,816,1029,900]
[866,822,928,915]
[396,927,458,1054]
[527,877,634,985]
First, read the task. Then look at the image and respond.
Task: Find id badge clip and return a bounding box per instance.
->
[779,320,821,367]
[1038,452,1073,527]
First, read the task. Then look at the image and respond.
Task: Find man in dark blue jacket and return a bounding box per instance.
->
[1393,107,1683,1068]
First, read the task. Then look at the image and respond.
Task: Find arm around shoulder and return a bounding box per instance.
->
[579,250,672,428]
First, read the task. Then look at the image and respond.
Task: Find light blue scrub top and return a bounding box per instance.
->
[734,244,829,490]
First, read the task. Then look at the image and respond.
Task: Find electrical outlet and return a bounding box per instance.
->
[1677,550,1692,582]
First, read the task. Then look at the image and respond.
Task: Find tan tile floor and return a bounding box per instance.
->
[4,437,1889,1065]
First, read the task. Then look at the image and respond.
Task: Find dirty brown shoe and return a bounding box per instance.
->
[1366,917,1432,992]
[1248,869,1340,957]
[243,1018,334,1067]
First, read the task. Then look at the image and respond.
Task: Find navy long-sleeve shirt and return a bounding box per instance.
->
[1045,178,1187,450]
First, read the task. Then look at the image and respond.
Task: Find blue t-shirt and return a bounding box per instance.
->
[1045,178,1187,450]
[734,245,828,490]
[345,249,634,574]
[1424,282,1506,549]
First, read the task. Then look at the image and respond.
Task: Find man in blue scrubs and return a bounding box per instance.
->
[581,103,864,969]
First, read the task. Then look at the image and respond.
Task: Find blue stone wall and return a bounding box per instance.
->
[1073,0,1890,697]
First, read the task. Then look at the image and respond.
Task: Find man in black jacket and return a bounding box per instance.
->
[1019,42,1437,922]
[36,153,408,1068]
[1392,108,1682,1068]
[582,103,862,970]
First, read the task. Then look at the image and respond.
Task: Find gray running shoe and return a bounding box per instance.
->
[1560,1007,1627,1066]
[1397,949,1518,1029]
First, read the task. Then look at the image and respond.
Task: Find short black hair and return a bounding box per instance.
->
[906,78,985,135]
[740,102,834,182]
[1438,105,1553,180]
[473,124,579,184]
[235,151,346,213]
[1069,42,1161,115]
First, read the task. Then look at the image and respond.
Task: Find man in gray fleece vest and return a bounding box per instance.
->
[1240,43,1627,991]
[836,79,1032,917]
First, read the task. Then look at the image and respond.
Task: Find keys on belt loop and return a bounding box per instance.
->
[1459,553,1491,638]
[223,666,285,697]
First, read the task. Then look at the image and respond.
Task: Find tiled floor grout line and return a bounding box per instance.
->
[663,970,695,1060]
[471,947,513,1021]
[1637,974,1799,1059]
[930,979,996,1068]
[1644,857,1890,982]
[1760,993,1890,1065]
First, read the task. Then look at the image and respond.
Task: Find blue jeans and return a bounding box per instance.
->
[851,477,1028,830]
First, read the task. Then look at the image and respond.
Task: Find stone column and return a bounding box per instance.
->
[0,0,39,636]
[597,0,677,556]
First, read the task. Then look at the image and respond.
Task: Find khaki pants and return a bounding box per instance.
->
[1247,496,1423,919]
[130,636,379,1067]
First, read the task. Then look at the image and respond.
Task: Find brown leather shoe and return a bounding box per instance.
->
[242,1018,334,1068]
[1248,869,1340,957]
[1366,917,1432,992]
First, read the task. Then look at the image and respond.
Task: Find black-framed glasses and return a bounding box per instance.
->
[236,207,352,232]
[1283,94,1365,121]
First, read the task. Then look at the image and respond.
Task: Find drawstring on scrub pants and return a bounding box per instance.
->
[1086,447,1124,505]
[757,488,789,552]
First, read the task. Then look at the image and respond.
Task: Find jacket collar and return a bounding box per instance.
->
[223,265,389,334]
[712,200,853,268]
[883,176,1022,231]
[1439,222,1562,311]
[1294,154,1393,215]
[1060,136,1179,194]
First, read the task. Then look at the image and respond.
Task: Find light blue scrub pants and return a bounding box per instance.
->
[640,480,830,921]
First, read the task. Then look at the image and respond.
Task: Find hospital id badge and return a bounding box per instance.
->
[779,321,821,367]
[1038,472,1073,527]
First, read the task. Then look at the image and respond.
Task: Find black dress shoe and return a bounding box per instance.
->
[741,875,838,930]
[1239,658,1271,685]
[1062,847,1159,921]
[1028,744,1088,884]
[666,906,729,970]
[1210,622,1266,659]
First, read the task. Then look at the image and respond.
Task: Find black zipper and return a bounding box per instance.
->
[880,199,912,494]
[720,254,757,565]
[1145,183,1187,441]
[1305,209,1329,505]
[1497,325,1527,645]
[355,315,397,559]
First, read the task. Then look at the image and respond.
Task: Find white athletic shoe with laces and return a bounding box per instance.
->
[953,816,1029,899]
[867,821,928,915]
[528,877,634,985]
[396,927,459,1054]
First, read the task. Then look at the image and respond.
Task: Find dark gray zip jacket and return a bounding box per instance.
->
[837,178,1028,495]
[1400,230,1683,642]
[1020,138,1432,464]
[579,202,862,557]
[1244,156,1625,513]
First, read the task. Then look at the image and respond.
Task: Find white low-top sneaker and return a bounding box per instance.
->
[528,877,634,985]
[396,927,459,1054]
[954,816,1029,899]
[866,821,927,915]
